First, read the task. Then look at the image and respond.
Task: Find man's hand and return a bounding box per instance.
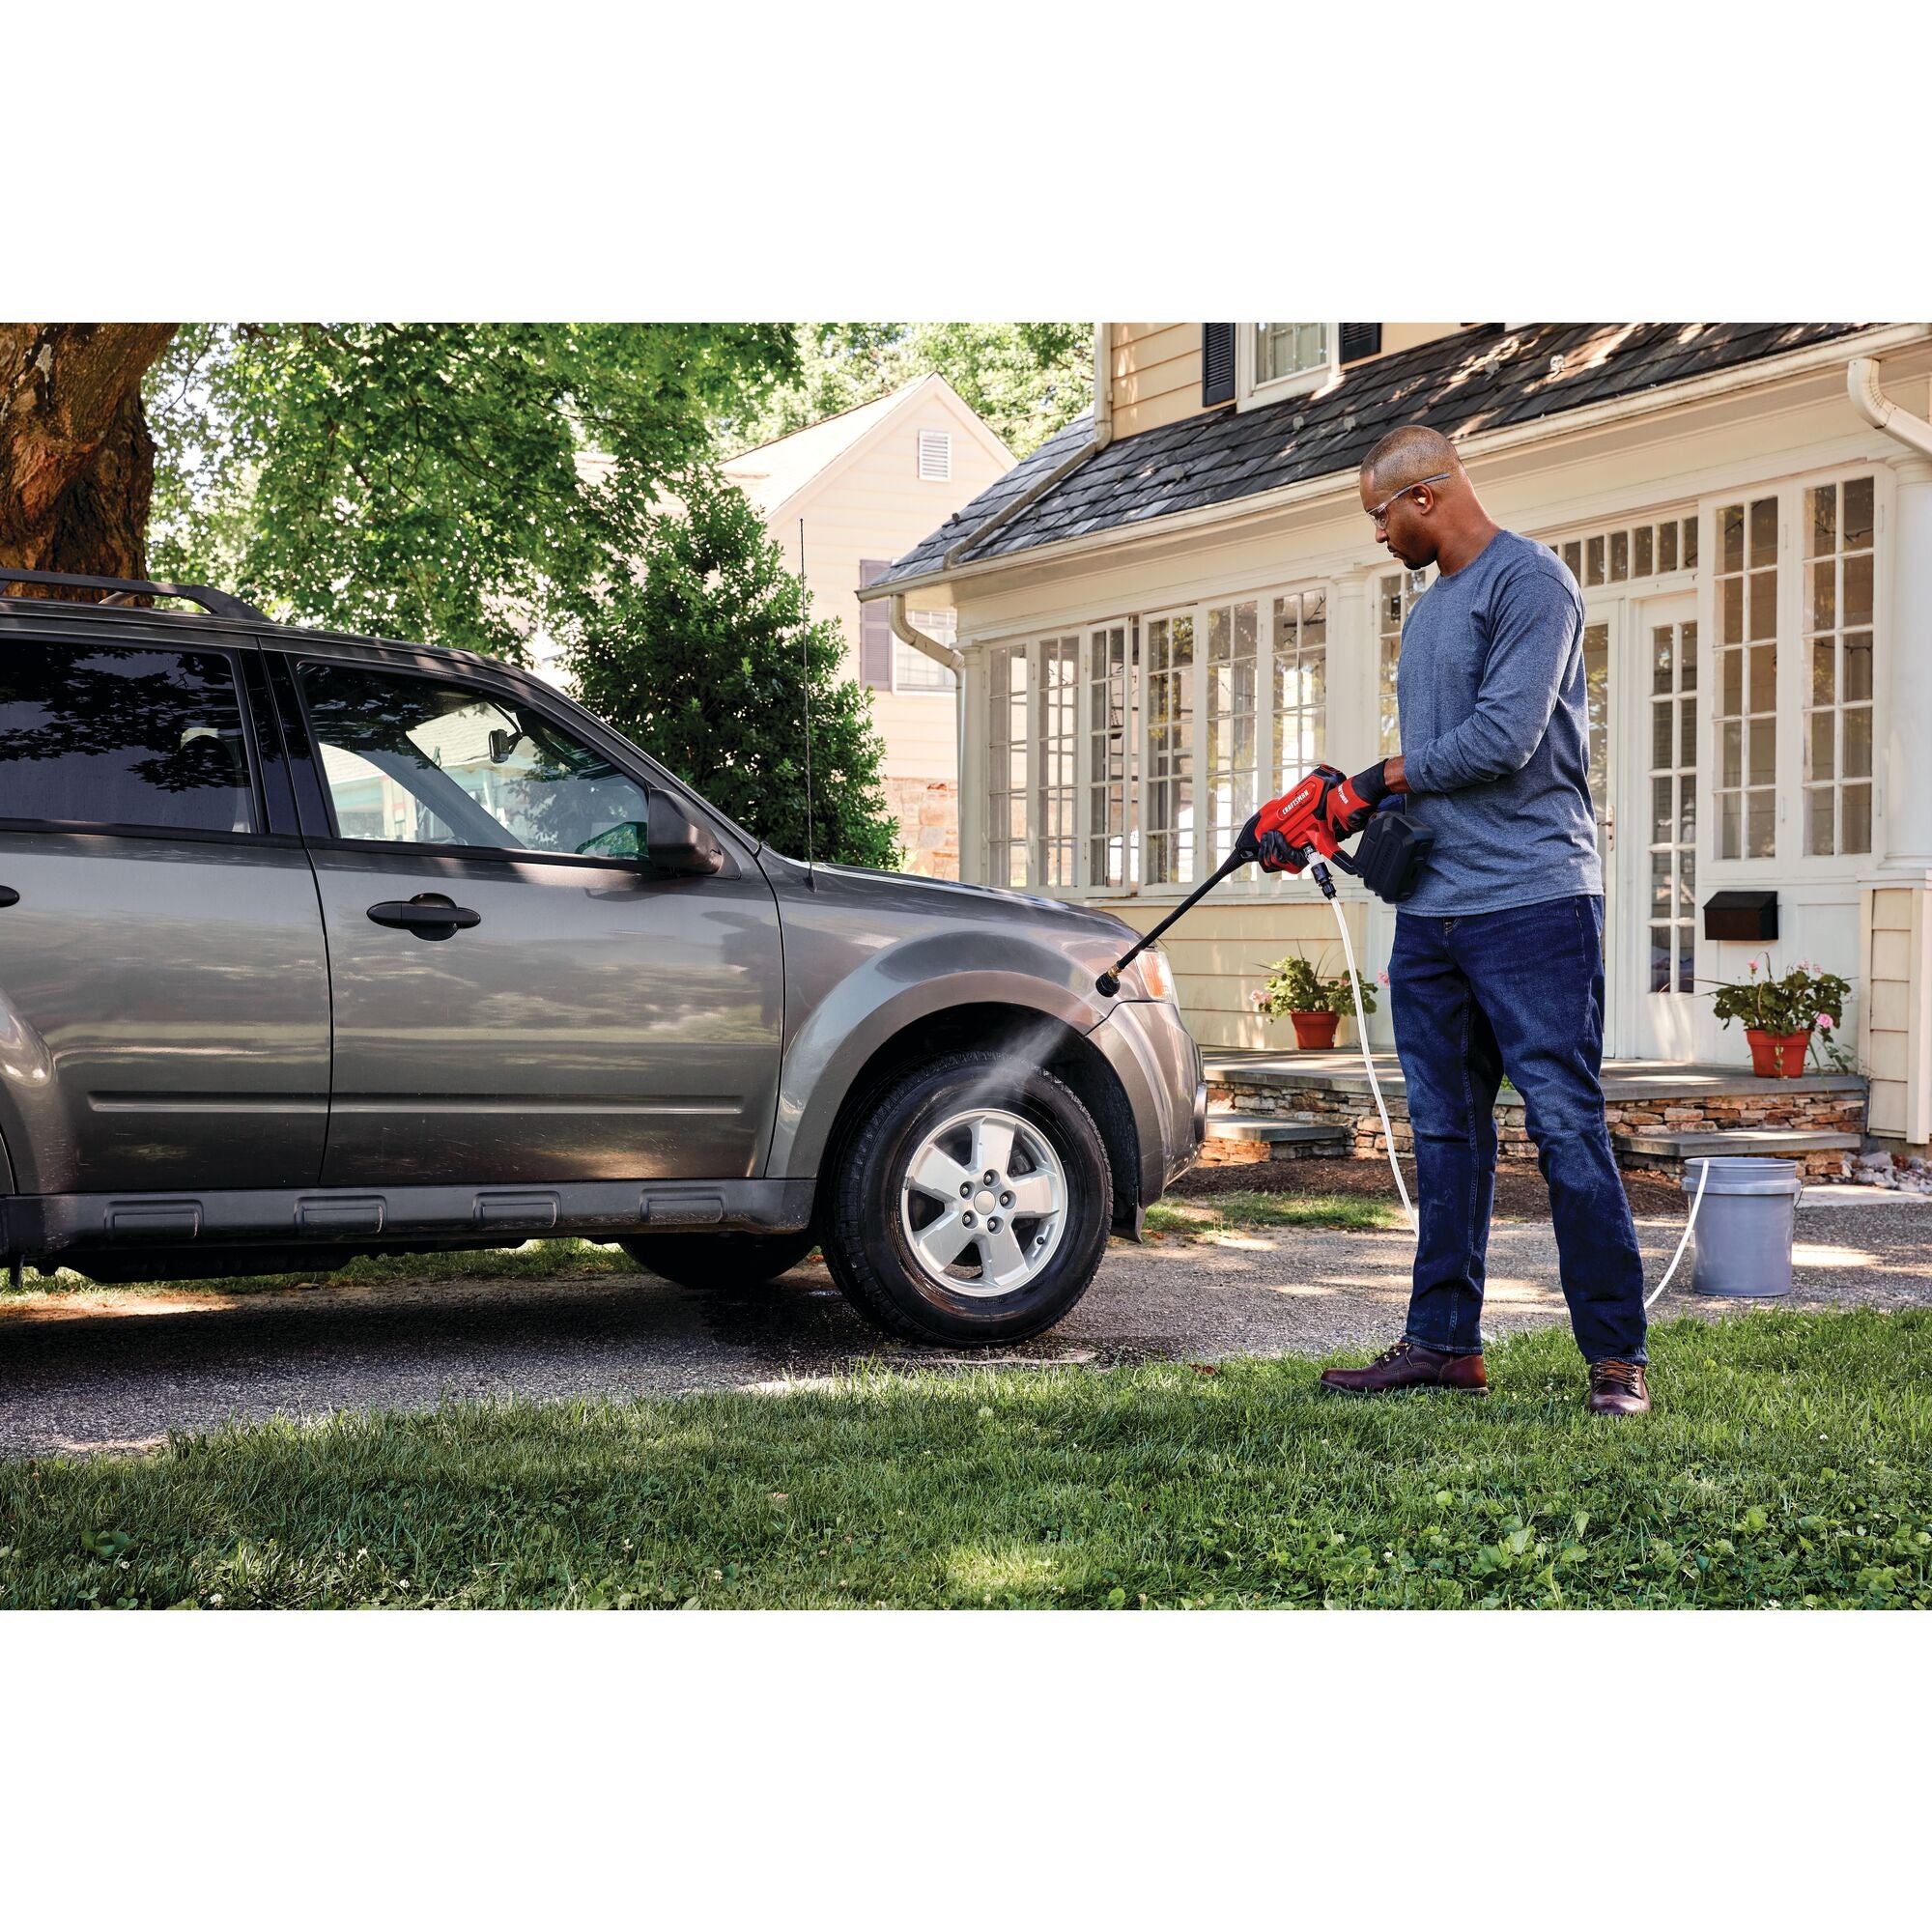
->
[1319,760,1393,841]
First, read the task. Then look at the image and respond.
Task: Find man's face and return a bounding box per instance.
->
[1361,470,1440,570]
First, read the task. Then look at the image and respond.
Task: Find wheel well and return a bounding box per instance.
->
[817,1003,1141,1233]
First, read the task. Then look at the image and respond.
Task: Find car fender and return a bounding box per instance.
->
[768,926,1118,1179]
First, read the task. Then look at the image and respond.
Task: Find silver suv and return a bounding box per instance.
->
[0,574,1203,1345]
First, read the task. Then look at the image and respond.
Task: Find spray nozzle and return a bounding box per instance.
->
[1094,971,1121,998]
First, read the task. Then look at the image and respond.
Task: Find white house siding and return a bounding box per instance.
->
[749,381,1013,877]
[951,337,1932,1143]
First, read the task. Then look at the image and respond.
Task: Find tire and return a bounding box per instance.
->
[619,1230,817,1291]
[821,1050,1113,1347]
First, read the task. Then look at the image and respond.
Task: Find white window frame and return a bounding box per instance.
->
[1236,325,1338,412]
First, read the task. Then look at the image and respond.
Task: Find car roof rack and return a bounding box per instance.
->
[0,567,267,623]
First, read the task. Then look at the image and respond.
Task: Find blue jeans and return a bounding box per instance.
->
[1388,894,1646,1365]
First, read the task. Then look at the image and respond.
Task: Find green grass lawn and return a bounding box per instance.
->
[1144,1192,1403,1236]
[3,1310,1925,1609]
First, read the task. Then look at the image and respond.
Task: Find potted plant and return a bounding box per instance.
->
[1248,952,1380,1050]
[1708,953,1850,1078]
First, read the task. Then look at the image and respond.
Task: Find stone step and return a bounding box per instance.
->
[1621,1127,1862,1162]
[1204,1116,1350,1148]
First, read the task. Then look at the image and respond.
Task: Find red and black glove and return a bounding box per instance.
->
[1236,806,1305,874]
[1318,761,1390,842]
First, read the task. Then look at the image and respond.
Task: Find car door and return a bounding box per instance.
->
[0,624,330,1194]
[277,649,783,1187]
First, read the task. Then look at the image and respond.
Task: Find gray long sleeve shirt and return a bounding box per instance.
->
[1397,529,1602,916]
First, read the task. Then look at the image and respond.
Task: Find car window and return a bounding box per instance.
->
[299,661,652,857]
[0,639,257,834]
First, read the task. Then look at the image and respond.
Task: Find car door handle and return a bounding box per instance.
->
[0,887,18,908]
[366,895,481,940]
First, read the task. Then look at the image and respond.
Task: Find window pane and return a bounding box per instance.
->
[1809,482,1836,556]
[1844,475,1875,550]
[1747,790,1776,858]
[1678,928,1695,996]
[1650,925,1670,994]
[1652,627,1673,694]
[1808,561,1835,633]
[1652,700,1673,769]
[1659,522,1679,572]
[1811,639,1835,705]
[1563,540,1582,581]
[1679,778,1696,847]
[1844,552,1873,627]
[1749,644,1776,713]
[301,664,650,856]
[1609,531,1629,582]
[1722,577,1744,644]
[1683,517,1699,568]
[1720,720,1742,788]
[1749,570,1778,641]
[1720,505,1744,573]
[1651,847,1672,912]
[1723,646,1744,716]
[1680,847,1696,912]
[1809,708,1835,782]
[1585,534,1605,586]
[1844,706,1872,780]
[1680,623,1697,691]
[1748,718,1776,786]
[0,640,256,835]
[1652,773,1673,844]
[1679,696,1697,771]
[1634,526,1654,577]
[1842,781,1872,854]
[1719,791,1740,860]
[1806,785,1834,856]
[1750,497,1778,568]
[1844,632,1872,701]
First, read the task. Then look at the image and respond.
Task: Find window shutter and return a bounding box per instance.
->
[917,430,952,480]
[1202,324,1236,406]
[1339,324,1382,364]
[859,560,894,690]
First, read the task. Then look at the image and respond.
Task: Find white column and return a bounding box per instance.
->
[1882,458,1932,869]
[958,645,985,886]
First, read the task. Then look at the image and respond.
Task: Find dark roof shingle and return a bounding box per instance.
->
[864,323,1868,593]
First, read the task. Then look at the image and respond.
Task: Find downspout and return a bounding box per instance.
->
[940,322,1115,569]
[1848,356,1932,458]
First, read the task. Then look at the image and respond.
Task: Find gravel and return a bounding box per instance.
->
[3,1193,1927,1459]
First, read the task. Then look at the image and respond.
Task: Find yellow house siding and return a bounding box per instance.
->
[1379,323,1466,356]
[1110,324,1206,439]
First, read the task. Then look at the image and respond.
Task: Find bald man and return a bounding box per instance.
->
[1311,425,1651,1415]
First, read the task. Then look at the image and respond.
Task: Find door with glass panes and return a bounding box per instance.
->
[1577,604,1620,1045]
[1625,594,1701,1059]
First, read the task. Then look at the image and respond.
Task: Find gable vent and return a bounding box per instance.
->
[917,430,952,481]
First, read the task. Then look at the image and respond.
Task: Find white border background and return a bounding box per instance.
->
[9,1,1928,1921]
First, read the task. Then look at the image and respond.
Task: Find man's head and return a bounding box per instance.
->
[1359,425,1478,570]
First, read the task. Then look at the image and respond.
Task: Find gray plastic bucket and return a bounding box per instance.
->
[1683,1156,1804,1298]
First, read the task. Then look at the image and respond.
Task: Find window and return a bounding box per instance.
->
[987,644,1028,889]
[1270,589,1326,788]
[897,609,958,692]
[1252,324,1331,388]
[1087,622,1135,889]
[0,640,256,835]
[300,664,650,858]
[1378,568,1431,754]
[1714,497,1779,859]
[1143,612,1195,885]
[1647,618,1698,995]
[1204,599,1260,863]
[1039,639,1078,888]
[1551,514,1698,587]
[917,430,952,482]
[1803,476,1875,857]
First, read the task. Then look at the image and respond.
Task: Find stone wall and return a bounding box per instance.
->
[1208,1072,1866,1173]
[887,779,957,880]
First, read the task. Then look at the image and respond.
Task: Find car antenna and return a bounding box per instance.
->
[799,517,816,889]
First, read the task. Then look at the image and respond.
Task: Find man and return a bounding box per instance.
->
[1292,424,1650,1415]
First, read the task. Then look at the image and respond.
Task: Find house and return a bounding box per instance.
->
[722,374,1015,877]
[860,323,1932,1153]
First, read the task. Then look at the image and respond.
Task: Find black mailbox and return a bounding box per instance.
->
[1703,890,1778,942]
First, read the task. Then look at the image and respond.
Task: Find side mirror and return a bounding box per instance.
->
[488,726,525,765]
[645,793,724,876]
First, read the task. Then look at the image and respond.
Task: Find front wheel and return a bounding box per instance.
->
[822,1051,1113,1347]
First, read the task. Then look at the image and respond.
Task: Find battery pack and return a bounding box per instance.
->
[1352,803,1435,904]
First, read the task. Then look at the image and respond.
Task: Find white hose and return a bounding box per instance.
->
[1645,1153,1710,1309]
[1327,894,1417,1235]
[1324,888,1708,1303]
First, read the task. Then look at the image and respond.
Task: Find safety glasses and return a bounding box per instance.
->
[1368,471,1453,529]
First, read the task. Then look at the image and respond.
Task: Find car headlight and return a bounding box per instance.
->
[1134,947,1178,1002]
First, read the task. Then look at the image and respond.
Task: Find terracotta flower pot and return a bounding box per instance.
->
[1290,1010,1340,1050]
[1745,1027,1810,1078]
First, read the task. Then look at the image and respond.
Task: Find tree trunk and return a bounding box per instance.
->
[0,323,177,595]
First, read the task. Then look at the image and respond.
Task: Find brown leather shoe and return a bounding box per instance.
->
[1587,1360,1651,1416]
[1319,1337,1488,1397]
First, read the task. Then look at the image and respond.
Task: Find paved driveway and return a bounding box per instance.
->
[2,1197,1927,1458]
